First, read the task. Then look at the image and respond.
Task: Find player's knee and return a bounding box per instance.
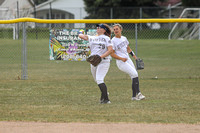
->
[131,73,138,78]
[96,79,104,84]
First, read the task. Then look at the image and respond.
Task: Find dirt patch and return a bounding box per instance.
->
[0,121,199,133]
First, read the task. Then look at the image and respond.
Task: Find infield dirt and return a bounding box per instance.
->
[0,121,199,133]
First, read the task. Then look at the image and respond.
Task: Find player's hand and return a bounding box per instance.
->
[121,58,128,62]
[133,55,138,60]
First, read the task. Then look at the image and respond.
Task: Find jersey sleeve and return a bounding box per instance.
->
[111,39,116,50]
[106,37,113,47]
[124,36,129,46]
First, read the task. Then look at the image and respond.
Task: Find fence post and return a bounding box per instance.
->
[16,1,19,40]
[135,23,138,56]
[34,4,38,39]
[49,2,52,29]
[110,7,113,19]
[169,4,172,29]
[140,7,142,31]
[199,9,200,40]
[21,22,28,80]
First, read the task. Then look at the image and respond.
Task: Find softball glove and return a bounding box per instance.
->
[136,58,144,70]
[86,55,102,67]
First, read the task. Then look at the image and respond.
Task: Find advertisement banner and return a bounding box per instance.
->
[49,29,96,61]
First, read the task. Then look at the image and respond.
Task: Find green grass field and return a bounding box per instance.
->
[0,39,199,124]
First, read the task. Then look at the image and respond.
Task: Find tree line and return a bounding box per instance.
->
[33,0,200,7]
[33,0,200,19]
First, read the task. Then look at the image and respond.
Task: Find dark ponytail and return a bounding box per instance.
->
[103,24,111,38]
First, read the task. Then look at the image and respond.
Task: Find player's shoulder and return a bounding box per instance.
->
[103,35,111,40]
[111,36,117,41]
[121,36,128,40]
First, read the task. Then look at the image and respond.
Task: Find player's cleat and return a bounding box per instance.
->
[100,92,109,103]
[101,99,111,104]
[137,92,145,100]
[100,98,104,103]
[132,97,140,101]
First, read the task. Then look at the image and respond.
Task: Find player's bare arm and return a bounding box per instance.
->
[78,34,89,41]
[127,46,137,60]
[110,50,128,62]
[100,46,113,58]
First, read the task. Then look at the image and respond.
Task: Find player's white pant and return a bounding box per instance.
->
[91,59,110,84]
[116,57,138,79]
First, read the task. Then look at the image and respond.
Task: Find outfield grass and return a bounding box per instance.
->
[0,39,199,124]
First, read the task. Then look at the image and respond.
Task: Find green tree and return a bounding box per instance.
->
[84,0,164,7]
[33,0,48,5]
[182,0,200,7]
[83,0,165,19]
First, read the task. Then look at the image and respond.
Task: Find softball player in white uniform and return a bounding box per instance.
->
[79,24,113,104]
[111,24,145,100]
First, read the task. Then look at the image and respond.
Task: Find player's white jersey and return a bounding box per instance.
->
[111,36,129,59]
[88,35,113,58]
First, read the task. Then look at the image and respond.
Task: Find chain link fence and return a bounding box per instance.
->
[0,7,200,80]
[1,21,199,80]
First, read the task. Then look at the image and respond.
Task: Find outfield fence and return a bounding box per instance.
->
[0,18,200,80]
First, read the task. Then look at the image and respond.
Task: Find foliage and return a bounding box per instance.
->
[83,0,166,18]
[83,0,165,7]
[181,0,200,7]
[33,0,48,5]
